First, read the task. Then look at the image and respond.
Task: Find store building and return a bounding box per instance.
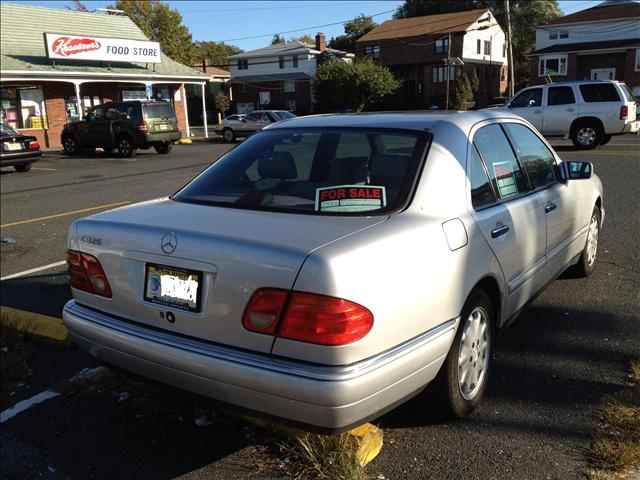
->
[0,3,209,148]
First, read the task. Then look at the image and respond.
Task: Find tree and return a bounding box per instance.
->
[214,92,231,118]
[193,41,243,70]
[469,69,480,99]
[289,34,315,45]
[393,0,561,87]
[313,58,401,112]
[66,0,89,11]
[271,34,285,45]
[330,14,377,53]
[110,0,197,65]
[452,73,473,110]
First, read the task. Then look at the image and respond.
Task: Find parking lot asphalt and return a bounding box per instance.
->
[1,135,639,479]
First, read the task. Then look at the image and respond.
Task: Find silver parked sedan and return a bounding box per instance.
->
[63,111,603,432]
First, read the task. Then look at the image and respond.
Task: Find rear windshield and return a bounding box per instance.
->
[143,103,176,119]
[174,128,428,215]
[273,111,296,120]
[1,124,19,137]
[579,84,620,102]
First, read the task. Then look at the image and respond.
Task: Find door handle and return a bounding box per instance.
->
[567,108,575,113]
[534,110,541,114]
[544,202,557,213]
[491,225,510,238]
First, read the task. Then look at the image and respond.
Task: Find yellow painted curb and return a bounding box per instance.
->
[175,138,192,144]
[240,415,383,467]
[0,306,72,346]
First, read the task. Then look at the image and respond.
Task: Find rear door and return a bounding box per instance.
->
[507,87,544,132]
[469,122,547,312]
[542,85,578,135]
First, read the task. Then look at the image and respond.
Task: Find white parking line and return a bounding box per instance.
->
[0,390,60,423]
[31,167,57,171]
[0,260,67,281]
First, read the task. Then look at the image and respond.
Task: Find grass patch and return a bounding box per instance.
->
[0,326,33,392]
[279,433,366,480]
[586,360,640,479]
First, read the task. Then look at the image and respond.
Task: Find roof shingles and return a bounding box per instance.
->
[0,3,206,79]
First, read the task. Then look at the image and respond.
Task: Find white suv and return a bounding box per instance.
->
[503,80,638,149]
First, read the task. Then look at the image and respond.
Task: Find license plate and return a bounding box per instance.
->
[3,142,22,151]
[159,123,168,131]
[144,263,202,312]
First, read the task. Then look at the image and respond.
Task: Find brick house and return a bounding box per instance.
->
[227,34,353,115]
[529,0,640,96]
[0,3,208,148]
[356,9,508,109]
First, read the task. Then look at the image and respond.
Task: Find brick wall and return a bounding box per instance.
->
[357,33,464,66]
[624,48,640,92]
[172,84,188,138]
[232,80,311,115]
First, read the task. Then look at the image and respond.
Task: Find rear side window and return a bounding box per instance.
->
[579,84,620,102]
[115,103,140,119]
[174,128,427,215]
[504,123,556,189]
[547,86,575,106]
[473,124,527,200]
[468,144,496,209]
[510,88,542,108]
[143,103,176,119]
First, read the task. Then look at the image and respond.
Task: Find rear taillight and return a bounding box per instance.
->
[243,289,373,346]
[242,288,288,334]
[28,141,40,151]
[620,105,628,120]
[67,250,112,297]
[137,120,148,133]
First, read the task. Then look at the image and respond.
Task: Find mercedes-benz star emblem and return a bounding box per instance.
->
[161,232,177,254]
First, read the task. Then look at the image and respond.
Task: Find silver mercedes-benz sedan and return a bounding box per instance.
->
[63,111,603,433]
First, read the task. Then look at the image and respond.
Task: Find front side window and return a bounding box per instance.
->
[510,88,542,108]
[88,106,105,120]
[174,128,427,215]
[473,124,527,200]
[547,86,576,106]
[579,84,620,102]
[539,55,567,76]
[468,144,496,209]
[504,123,556,189]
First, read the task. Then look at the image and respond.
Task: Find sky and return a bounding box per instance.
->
[2,0,616,51]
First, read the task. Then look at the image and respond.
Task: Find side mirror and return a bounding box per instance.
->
[560,161,592,181]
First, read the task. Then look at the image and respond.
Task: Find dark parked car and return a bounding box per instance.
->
[61,100,181,157]
[1,123,41,172]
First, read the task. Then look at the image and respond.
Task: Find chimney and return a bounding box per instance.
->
[315,33,326,52]
[201,58,208,72]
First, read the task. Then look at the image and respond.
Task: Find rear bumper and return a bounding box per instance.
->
[1,151,41,166]
[63,300,456,432]
[142,132,181,144]
[623,121,639,134]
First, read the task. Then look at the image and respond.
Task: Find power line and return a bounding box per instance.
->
[180,1,392,14]
[216,8,397,42]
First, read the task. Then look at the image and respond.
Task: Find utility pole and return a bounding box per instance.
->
[505,0,515,98]
[445,32,452,110]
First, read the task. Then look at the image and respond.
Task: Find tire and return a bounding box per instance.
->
[222,128,236,142]
[599,134,612,146]
[428,288,495,419]
[116,136,136,157]
[573,206,601,277]
[62,135,79,156]
[571,120,603,150]
[154,143,173,154]
[14,163,32,172]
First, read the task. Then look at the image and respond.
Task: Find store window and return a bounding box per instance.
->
[1,86,47,129]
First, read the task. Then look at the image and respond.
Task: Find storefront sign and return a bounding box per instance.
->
[44,33,161,63]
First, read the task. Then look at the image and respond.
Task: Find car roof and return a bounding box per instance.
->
[267,110,524,132]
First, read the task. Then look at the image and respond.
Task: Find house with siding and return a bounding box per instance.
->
[529,0,640,96]
[355,9,508,109]
[227,34,353,115]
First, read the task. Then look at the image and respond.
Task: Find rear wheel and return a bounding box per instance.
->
[223,128,236,142]
[573,206,601,277]
[427,288,494,419]
[154,143,173,154]
[116,136,136,157]
[14,163,32,172]
[62,135,79,156]
[571,121,602,150]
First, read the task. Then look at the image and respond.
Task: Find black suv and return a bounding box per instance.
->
[61,100,181,157]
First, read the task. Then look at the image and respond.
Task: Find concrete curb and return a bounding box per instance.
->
[0,306,72,346]
[240,415,383,467]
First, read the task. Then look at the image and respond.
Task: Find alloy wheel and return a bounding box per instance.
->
[586,214,599,267]
[458,307,490,400]
[577,127,596,146]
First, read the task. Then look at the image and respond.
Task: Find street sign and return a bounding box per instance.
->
[146,84,153,99]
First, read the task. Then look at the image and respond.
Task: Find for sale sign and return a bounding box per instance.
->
[44,33,161,64]
[315,185,387,213]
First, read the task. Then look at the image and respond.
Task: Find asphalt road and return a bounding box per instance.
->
[1,135,639,479]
